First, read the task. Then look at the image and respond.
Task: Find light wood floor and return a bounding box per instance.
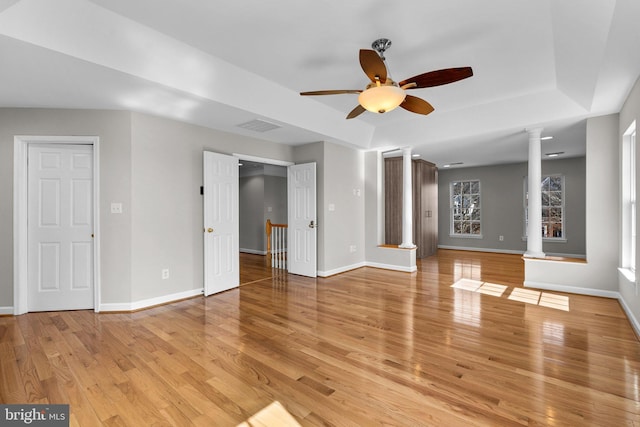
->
[1,250,639,426]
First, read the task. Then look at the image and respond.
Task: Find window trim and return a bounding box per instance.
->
[622,121,636,274]
[449,179,483,238]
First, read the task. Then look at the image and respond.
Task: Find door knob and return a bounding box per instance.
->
[308,221,316,229]
[207,228,214,233]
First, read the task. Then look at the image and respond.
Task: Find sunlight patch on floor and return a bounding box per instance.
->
[477,282,508,297]
[450,278,483,291]
[451,279,569,311]
[508,288,541,304]
[539,293,570,311]
[237,401,301,427]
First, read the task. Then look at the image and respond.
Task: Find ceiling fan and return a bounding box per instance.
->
[300,38,473,119]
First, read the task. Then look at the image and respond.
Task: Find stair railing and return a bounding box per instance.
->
[266,219,287,269]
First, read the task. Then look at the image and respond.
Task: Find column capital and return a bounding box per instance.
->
[525,127,543,140]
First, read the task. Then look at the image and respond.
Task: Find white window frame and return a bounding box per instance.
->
[524,174,566,242]
[449,179,482,238]
[622,122,637,274]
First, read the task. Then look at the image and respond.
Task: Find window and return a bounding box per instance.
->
[541,176,564,238]
[524,175,564,239]
[450,180,481,236]
[623,122,636,272]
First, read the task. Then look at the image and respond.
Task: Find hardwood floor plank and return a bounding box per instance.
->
[0,250,639,425]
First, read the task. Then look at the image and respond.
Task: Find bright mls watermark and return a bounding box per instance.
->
[1,405,69,426]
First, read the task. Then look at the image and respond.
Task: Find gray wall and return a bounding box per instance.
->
[0,108,133,308]
[293,141,366,275]
[238,171,287,254]
[263,174,287,238]
[1,108,371,309]
[0,108,297,309]
[128,112,294,302]
[438,157,586,256]
[323,142,365,273]
[239,175,265,252]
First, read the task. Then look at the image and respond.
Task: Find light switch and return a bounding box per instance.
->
[328,203,335,211]
[111,203,123,214]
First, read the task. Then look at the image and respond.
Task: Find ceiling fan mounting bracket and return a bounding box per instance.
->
[371,38,392,59]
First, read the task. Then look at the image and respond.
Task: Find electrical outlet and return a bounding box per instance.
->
[162,269,169,279]
[499,235,504,241]
[349,245,357,253]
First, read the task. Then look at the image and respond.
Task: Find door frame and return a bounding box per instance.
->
[232,152,297,263]
[14,136,101,315]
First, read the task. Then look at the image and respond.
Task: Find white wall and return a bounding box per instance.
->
[524,114,619,297]
[619,76,640,329]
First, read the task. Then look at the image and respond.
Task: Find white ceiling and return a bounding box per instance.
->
[1,0,639,167]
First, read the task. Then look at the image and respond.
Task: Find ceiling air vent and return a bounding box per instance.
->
[236,119,281,133]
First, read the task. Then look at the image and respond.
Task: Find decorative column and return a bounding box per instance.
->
[399,147,416,248]
[524,128,545,258]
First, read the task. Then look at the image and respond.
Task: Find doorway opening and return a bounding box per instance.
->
[236,155,291,284]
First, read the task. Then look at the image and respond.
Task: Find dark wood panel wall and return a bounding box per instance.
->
[385,158,438,258]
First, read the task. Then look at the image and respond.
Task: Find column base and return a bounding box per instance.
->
[523,251,546,259]
[399,243,417,249]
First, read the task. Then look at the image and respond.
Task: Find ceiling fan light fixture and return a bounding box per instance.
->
[358,83,406,114]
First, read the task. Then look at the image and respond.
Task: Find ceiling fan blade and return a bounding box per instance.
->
[300,90,362,96]
[401,95,435,116]
[399,67,473,89]
[346,105,366,119]
[359,49,387,83]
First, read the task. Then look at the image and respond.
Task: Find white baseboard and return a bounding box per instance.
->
[365,261,417,273]
[318,262,366,277]
[617,295,640,338]
[240,248,267,255]
[438,245,586,259]
[438,245,524,255]
[524,280,619,299]
[100,288,203,312]
[0,306,14,315]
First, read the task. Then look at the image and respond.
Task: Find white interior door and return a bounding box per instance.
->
[27,144,94,311]
[288,162,317,277]
[203,151,239,296]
